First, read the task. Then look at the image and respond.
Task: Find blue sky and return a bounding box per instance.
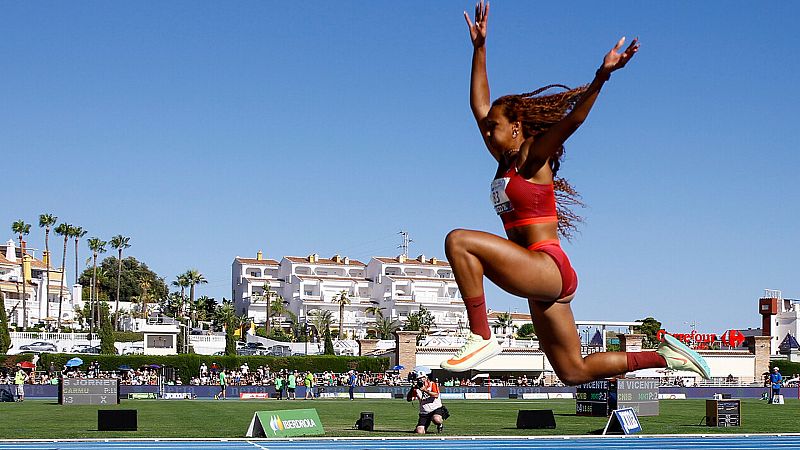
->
[3,2,798,334]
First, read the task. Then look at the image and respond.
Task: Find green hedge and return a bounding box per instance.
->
[771,360,800,377]
[1,353,389,382]
[113,332,144,342]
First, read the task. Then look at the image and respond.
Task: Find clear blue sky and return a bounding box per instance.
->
[3,2,798,334]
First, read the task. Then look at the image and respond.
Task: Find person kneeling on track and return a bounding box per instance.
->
[406,368,449,434]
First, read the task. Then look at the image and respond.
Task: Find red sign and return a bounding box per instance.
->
[657,329,745,349]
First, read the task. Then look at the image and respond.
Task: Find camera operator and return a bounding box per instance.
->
[406,369,448,434]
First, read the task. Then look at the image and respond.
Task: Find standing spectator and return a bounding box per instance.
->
[287,370,297,400]
[275,372,284,400]
[14,364,29,402]
[216,370,227,400]
[348,370,357,401]
[770,366,783,403]
[304,371,315,399]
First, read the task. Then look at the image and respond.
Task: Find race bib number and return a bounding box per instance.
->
[491,177,513,214]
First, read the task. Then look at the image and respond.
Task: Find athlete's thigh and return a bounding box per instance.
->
[463,231,562,299]
[528,300,584,371]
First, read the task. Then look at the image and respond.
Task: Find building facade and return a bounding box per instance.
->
[1,239,80,328]
[232,251,466,338]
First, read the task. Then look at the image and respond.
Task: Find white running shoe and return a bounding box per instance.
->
[440,333,501,372]
[656,333,712,379]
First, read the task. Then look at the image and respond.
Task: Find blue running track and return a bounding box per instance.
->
[1,436,800,450]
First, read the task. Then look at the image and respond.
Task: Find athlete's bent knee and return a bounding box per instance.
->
[444,229,471,255]
[554,368,591,386]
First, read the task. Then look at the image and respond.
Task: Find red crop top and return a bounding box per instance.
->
[490,165,558,230]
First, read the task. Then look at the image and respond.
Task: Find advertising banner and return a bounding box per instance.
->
[246,409,324,438]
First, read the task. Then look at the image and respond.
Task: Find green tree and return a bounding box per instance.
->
[71,226,87,285]
[171,273,190,318]
[493,311,515,336]
[633,317,663,349]
[215,301,241,356]
[405,306,435,344]
[309,309,333,339]
[184,269,207,327]
[38,213,58,321]
[54,223,72,330]
[87,237,107,333]
[516,323,536,339]
[365,304,385,321]
[109,234,131,330]
[0,292,11,353]
[333,290,351,339]
[323,325,335,355]
[98,302,115,355]
[80,257,169,317]
[11,219,31,327]
[375,316,400,339]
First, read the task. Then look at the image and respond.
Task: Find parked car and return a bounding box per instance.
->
[246,342,266,350]
[123,345,144,355]
[69,344,91,353]
[267,345,292,357]
[79,345,101,354]
[19,341,57,352]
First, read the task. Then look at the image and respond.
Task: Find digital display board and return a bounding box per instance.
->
[59,378,120,405]
[706,399,740,427]
[577,378,659,417]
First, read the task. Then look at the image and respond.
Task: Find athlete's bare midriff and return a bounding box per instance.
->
[505,221,559,248]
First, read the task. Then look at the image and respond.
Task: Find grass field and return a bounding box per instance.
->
[0,398,798,439]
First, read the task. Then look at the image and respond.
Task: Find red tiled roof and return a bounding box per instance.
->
[236,257,281,265]
[487,311,532,321]
[375,257,451,267]
[285,256,366,266]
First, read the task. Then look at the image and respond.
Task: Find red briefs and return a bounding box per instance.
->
[527,239,578,301]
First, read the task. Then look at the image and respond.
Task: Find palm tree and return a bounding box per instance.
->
[269,295,288,332]
[333,290,351,340]
[71,226,87,285]
[308,309,333,339]
[375,316,400,339]
[11,220,31,328]
[365,304,385,322]
[109,234,131,330]
[87,237,107,333]
[171,273,190,317]
[184,269,207,327]
[493,311,514,336]
[258,282,276,335]
[54,223,71,330]
[38,213,58,321]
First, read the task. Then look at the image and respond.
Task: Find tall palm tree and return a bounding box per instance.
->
[258,282,276,335]
[375,316,400,339]
[308,309,333,339]
[109,234,131,330]
[269,295,287,332]
[11,220,31,328]
[333,290,351,340]
[71,226,87,285]
[493,311,514,336]
[171,273,190,317]
[54,223,71,330]
[185,269,207,327]
[38,214,58,321]
[87,237,107,333]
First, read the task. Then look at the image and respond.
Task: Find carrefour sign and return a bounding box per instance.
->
[656,329,745,349]
[246,409,324,438]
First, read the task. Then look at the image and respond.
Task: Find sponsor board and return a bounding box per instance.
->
[603,407,642,435]
[464,392,491,400]
[521,393,549,400]
[440,393,465,400]
[240,392,272,400]
[547,393,574,399]
[658,393,686,400]
[246,409,324,438]
[364,393,392,399]
[162,392,195,400]
[128,392,158,400]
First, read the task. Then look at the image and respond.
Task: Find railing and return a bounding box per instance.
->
[10,332,90,341]
[187,335,225,344]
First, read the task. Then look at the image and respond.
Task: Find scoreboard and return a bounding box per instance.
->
[59,378,120,405]
[576,378,659,417]
[706,399,740,427]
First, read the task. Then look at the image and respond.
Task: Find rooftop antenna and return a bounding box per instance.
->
[398,230,413,257]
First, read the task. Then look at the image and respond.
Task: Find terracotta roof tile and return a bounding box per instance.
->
[284,256,366,266]
[236,257,281,265]
[374,257,451,267]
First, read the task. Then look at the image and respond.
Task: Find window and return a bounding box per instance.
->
[146,334,174,349]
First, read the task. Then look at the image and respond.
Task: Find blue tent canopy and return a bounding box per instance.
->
[589,329,604,347]
[779,333,799,353]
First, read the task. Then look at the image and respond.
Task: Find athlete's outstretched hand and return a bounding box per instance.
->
[599,37,639,76]
[464,1,489,48]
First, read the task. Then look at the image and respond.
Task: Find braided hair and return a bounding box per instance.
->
[492,84,588,240]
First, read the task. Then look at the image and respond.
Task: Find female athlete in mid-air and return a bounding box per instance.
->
[441,1,709,384]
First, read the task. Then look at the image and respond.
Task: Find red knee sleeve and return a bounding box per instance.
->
[626,352,667,372]
[464,295,491,340]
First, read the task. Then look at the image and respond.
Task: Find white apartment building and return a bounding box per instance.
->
[232,251,466,338]
[1,239,80,328]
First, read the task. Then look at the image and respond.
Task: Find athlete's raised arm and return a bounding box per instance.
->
[464,1,498,160]
[524,37,640,166]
